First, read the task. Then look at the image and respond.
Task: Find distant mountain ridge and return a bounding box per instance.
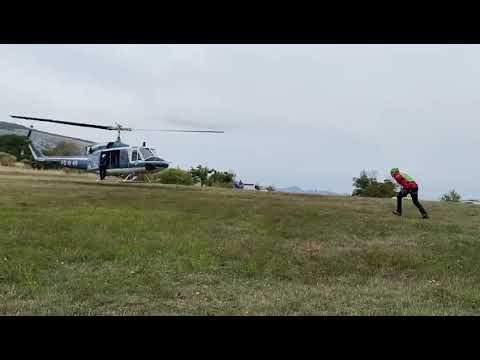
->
[278,186,347,196]
[0,121,94,155]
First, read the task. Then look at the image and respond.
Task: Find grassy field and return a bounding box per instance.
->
[1,166,480,315]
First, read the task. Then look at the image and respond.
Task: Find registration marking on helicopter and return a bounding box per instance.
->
[60,160,79,166]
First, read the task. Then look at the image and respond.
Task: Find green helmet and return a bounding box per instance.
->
[390,167,399,175]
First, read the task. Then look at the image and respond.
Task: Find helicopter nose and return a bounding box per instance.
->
[145,161,169,171]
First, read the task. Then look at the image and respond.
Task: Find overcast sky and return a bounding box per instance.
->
[1,44,478,199]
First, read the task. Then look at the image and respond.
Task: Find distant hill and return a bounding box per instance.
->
[0,121,94,155]
[278,186,348,196]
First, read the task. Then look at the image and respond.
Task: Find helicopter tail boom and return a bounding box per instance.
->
[27,139,88,170]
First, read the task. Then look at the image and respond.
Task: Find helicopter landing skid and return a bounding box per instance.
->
[123,173,138,182]
[121,173,152,183]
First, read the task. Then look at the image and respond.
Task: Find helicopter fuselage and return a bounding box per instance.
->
[11,113,222,180]
[29,140,169,176]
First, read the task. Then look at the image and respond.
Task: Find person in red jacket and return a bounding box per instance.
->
[390,168,429,219]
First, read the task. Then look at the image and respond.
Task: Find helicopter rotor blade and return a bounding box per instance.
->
[10,115,220,133]
[133,129,224,133]
[9,115,126,131]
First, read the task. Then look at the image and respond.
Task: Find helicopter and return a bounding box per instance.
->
[10,115,224,181]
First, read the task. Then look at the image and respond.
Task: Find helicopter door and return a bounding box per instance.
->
[108,150,120,169]
[131,150,139,162]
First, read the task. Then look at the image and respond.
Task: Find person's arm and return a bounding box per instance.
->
[393,172,407,188]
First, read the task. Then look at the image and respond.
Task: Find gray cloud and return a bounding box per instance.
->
[1,44,479,199]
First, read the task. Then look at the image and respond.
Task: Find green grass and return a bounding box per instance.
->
[1,168,480,315]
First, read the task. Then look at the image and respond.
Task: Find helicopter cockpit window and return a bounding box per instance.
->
[140,147,154,159]
[132,150,139,161]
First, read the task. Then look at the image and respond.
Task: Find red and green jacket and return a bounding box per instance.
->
[392,171,418,189]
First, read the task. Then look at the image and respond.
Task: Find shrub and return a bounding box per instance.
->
[189,165,214,187]
[0,134,31,160]
[441,189,461,202]
[0,152,17,166]
[189,165,236,187]
[352,170,396,198]
[207,170,236,187]
[155,168,194,185]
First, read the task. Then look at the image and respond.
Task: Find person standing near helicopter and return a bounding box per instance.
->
[99,152,108,180]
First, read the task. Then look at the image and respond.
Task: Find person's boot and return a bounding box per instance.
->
[392,210,401,216]
[422,213,429,219]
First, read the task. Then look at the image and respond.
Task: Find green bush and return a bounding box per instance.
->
[0,152,17,166]
[441,189,461,202]
[189,165,214,187]
[207,170,236,187]
[189,165,236,187]
[0,134,31,160]
[352,170,396,198]
[155,168,194,185]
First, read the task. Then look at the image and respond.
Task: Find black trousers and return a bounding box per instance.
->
[99,166,107,180]
[397,188,427,215]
